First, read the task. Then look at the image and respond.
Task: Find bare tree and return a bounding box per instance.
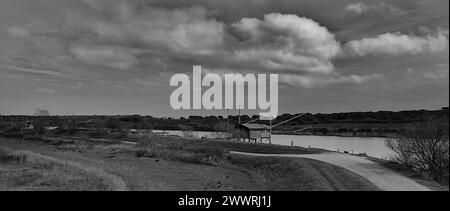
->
[34,108,51,117]
[386,121,449,183]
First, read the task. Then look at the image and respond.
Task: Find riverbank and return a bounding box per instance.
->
[153,128,396,139]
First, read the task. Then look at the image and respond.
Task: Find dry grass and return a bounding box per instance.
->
[0,147,127,191]
[128,136,227,166]
[226,155,379,191]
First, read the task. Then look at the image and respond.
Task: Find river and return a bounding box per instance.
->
[152,130,393,159]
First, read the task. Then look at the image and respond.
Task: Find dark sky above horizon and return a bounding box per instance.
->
[0,0,448,117]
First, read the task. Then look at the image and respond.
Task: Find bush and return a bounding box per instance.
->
[386,121,449,184]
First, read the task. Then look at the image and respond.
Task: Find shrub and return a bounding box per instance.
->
[386,121,449,184]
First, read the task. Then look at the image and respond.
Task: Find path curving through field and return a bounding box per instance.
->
[230,151,431,191]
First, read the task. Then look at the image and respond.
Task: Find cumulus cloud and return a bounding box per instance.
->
[345,2,369,15]
[345,29,449,56]
[68,5,395,86]
[231,13,342,73]
[68,5,346,76]
[69,45,139,70]
[344,2,403,16]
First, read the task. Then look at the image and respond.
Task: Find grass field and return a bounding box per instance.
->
[0,147,125,191]
[0,135,379,191]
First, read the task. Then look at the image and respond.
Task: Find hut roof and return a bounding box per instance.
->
[240,123,269,130]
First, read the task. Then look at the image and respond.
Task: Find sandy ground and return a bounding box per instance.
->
[230,151,431,191]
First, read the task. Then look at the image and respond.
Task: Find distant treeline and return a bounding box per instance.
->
[1,107,448,137]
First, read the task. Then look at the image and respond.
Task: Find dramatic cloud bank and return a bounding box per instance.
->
[0,0,448,115]
[2,0,448,89]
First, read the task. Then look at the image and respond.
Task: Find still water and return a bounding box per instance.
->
[152,130,393,159]
[271,134,392,159]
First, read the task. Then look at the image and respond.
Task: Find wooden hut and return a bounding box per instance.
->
[238,123,271,143]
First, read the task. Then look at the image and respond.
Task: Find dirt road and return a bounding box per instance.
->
[230,151,431,191]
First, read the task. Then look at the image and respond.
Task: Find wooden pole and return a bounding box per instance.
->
[238,109,241,125]
[226,109,229,140]
[269,115,272,144]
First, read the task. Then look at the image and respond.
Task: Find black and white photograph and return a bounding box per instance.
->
[0,0,448,196]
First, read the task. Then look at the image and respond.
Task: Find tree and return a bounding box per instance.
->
[386,121,449,183]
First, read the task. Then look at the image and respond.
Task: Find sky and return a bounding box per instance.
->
[0,0,448,117]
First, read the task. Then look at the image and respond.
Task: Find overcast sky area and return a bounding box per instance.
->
[0,0,448,117]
